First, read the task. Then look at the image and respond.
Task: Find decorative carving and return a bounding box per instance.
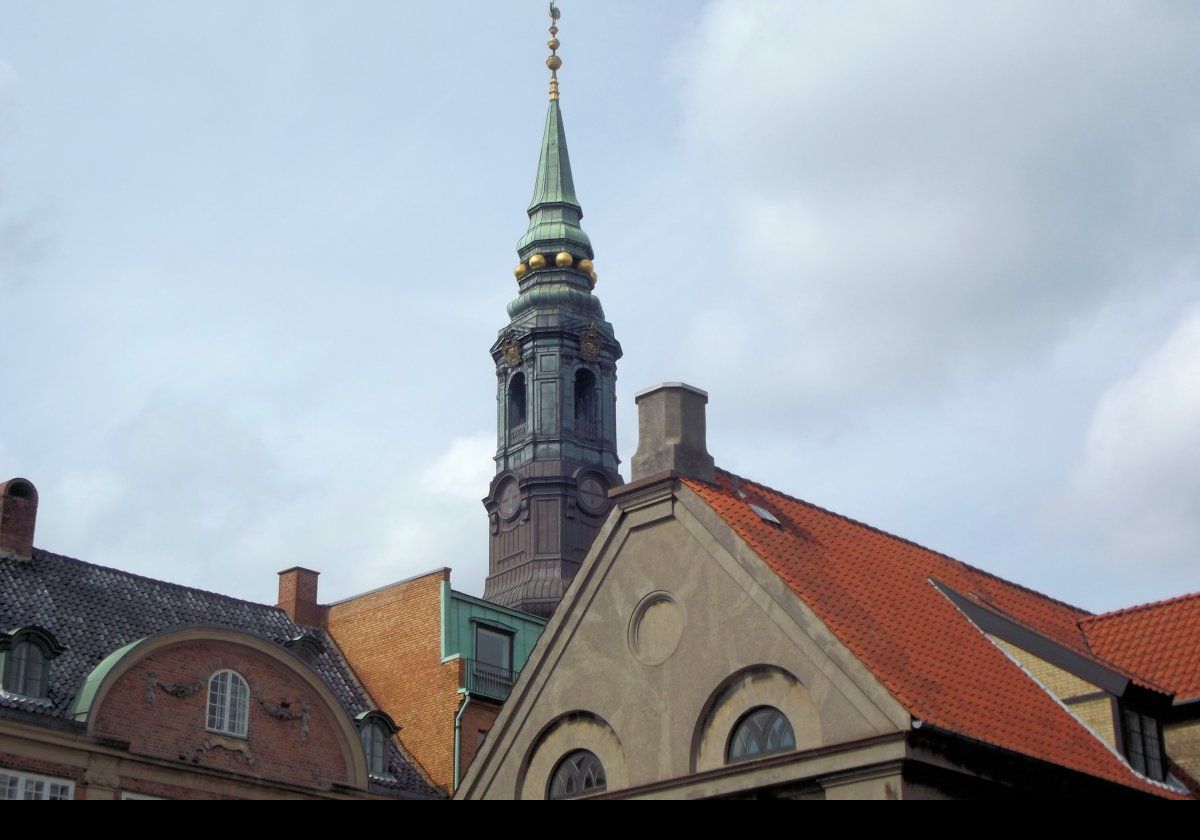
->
[197,735,255,766]
[501,331,522,367]
[579,324,601,361]
[145,672,202,708]
[256,695,310,743]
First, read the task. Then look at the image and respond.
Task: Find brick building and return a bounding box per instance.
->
[276,566,545,795]
[0,478,441,800]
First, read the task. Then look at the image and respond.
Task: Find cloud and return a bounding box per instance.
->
[1044,305,1200,572]
[421,433,494,502]
[670,1,1200,415]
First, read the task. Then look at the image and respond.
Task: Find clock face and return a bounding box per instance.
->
[577,475,608,515]
[497,478,522,520]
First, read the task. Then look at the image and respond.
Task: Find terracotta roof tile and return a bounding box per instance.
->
[1082,592,1200,703]
[683,470,1189,799]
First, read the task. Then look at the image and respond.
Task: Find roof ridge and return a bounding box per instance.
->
[28,548,286,618]
[1081,590,1200,625]
[711,468,1093,617]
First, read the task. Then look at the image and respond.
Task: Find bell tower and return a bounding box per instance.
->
[483,4,623,618]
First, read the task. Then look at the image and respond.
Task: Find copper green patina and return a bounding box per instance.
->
[516,99,594,262]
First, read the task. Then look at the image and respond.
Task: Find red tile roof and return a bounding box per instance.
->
[1083,593,1200,703]
[683,470,1189,799]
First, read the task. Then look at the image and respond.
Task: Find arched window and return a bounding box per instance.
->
[573,368,596,425]
[206,670,250,738]
[508,372,527,428]
[548,749,606,799]
[361,722,390,776]
[4,640,47,699]
[726,706,795,764]
[1,627,63,700]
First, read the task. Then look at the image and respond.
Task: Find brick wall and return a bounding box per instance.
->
[458,699,501,779]
[326,570,462,793]
[92,639,351,789]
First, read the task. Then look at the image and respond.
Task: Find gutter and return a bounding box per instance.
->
[453,693,472,794]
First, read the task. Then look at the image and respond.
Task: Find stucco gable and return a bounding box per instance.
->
[457,478,910,800]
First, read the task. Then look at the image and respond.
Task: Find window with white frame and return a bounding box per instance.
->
[206,669,250,737]
[0,769,74,800]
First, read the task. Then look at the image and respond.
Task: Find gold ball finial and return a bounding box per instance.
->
[514,263,528,279]
[528,253,547,270]
[546,55,562,72]
[548,38,560,51]
[589,271,598,285]
[577,258,594,274]
[555,251,574,268]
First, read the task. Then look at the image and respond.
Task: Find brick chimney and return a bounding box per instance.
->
[0,478,39,559]
[630,383,716,483]
[277,567,324,628]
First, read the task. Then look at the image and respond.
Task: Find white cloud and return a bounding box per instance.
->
[421,433,494,502]
[1045,305,1200,572]
[670,1,1200,413]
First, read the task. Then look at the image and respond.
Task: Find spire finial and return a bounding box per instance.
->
[547,2,562,101]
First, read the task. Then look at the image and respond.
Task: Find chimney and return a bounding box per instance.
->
[277,567,324,628]
[0,478,39,559]
[631,383,716,483]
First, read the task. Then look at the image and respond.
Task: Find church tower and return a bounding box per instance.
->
[483,5,623,618]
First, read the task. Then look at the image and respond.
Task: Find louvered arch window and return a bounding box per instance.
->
[206,669,250,737]
[4,640,48,699]
[548,750,606,799]
[361,722,390,776]
[726,706,796,763]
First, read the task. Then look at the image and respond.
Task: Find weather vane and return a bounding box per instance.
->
[547,2,562,101]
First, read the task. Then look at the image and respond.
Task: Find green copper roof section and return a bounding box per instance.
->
[529,99,578,211]
[70,638,143,721]
[518,99,593,261]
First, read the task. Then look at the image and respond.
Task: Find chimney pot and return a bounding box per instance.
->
[631,383,716,483]
[0,478,39,559]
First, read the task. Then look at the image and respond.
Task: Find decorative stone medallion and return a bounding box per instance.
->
[628,591,684,667]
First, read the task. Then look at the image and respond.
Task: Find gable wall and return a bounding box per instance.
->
[466,484,908,799]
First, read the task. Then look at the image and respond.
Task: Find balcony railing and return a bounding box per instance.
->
[575,419,599,440]
[463,659,517,702]
[508,424,527,446]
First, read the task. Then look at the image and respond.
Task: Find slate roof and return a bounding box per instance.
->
[684,469,1191,800]
[1083,593,1200,704]
[0,548,441,798]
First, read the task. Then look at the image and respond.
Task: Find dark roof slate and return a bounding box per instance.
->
[0,549,440,798]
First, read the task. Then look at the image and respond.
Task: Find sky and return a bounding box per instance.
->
[1,1,1197,612]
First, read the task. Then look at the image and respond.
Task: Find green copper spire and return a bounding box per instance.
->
[516,4,593,262]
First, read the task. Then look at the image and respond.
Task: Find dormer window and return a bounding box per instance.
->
[1121,707,1165,781]
[0,627,65,700]
[355,711,400,777]
[206,670,250,738]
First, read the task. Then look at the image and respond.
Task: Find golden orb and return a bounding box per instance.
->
[514,263,528,279]
[548,38,560,51]
[528,253,547,270]
[546,55,562,71]
[590,270,598,285]
[577,258,594,273]
[555,251,574,268]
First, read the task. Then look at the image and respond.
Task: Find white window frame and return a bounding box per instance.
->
[206,669,250,738]
[0,768,75,800]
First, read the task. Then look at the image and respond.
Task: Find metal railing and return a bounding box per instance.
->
[508,424,527,446]
[575,419,599,439]
[463,659,517,702]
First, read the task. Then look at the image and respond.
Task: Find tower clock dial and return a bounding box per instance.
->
[577,475,609,515]
[497,477,522,520]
